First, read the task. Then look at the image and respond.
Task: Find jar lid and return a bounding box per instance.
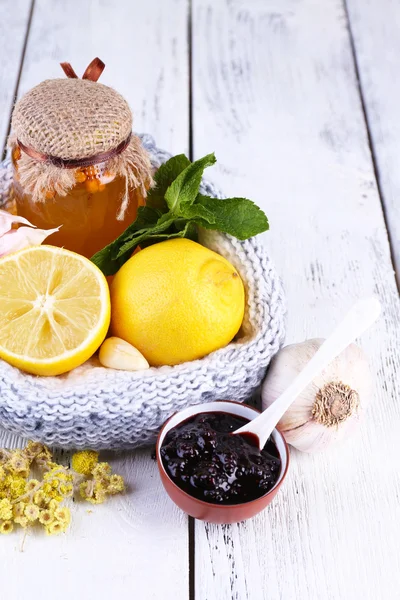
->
[9,59,153,214]
[12,77,132,161]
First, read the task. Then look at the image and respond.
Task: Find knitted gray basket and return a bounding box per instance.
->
[0,135,286,449]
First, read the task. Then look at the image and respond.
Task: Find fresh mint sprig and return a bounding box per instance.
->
[91,153,269,275]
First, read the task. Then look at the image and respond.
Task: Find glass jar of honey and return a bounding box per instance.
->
[10,58,152,258]
[12,149,146,257]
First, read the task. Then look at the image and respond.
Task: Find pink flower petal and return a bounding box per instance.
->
[0,209,35,237]
[0,226,60,257]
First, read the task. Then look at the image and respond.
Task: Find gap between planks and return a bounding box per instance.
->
[343,0,399,292]
[1,0,35,160]
[189,516,196,600]
[188,0,194,162]
[187,4,196,595]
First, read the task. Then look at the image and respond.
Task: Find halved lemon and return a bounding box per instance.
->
[0,245,110,376]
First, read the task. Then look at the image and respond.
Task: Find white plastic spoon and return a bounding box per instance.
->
[233,296,381,450]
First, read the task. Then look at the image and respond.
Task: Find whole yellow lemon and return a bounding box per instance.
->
[110,239,245,366]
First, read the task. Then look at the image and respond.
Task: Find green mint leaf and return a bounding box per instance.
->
[116,216,175,259]
[113,220,198,271]
[108,205,162,250]
[172,218,190,232]
[193,195,269,239]
[164,153,216,214]
[126,205,162,233]
[146,154,191,210]
[179,203,216,224]
[91,206,161,275]
[180,221,198,241]
[138,222,198,248]
[91,151,270,277]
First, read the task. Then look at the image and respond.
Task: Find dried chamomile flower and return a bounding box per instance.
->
[54,506,71,527]
[34,447,53,470]
[71,450,99,476]
[41,467,73,503]
[48,499,61,512]
[13,502,26,519]
[0,440,125,536]
[0,520,13,534]
[73,451,125,505]
[0,449,10,464]
[33,490,47,508]
[79,480,106,505]
[22,441,46,462]
[60,482,74,497]
[7,451,30,478]
[45,521,66,536]
[24,503,40,522]
[41,503,71,535]
[0,498,13,520]
[39,509,54,526]
[26,479,40,493]
[7,475,27,500]
[12,502,29,528]
[107,474,125,495]
[14,516,29,528]
[92,462,112,480]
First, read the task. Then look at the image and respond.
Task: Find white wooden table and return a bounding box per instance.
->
[1,1,400,598]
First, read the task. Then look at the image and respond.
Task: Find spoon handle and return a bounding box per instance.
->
[234,296,381,449]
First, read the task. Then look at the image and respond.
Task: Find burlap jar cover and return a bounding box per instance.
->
[9,58,153,219]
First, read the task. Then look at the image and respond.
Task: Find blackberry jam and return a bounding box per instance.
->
[160,411,281,505]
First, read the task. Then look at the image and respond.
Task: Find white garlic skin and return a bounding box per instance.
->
[262,339,372,452]
[99,337,150,371]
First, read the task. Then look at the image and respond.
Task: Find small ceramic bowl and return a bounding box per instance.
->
[156,400,290,524]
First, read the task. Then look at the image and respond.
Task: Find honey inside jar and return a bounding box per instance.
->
[12,146,145,258]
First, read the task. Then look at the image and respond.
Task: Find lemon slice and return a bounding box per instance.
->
[0,245,110,376]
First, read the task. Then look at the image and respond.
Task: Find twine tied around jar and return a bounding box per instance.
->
[9,58,153,219]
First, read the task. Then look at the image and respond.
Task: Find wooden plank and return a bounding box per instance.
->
[0,2,190,599]
[191,1,400,598]
[0,446,189,600]
[345,0,400,281]
[0,0,33,154]
[16,0,189,155]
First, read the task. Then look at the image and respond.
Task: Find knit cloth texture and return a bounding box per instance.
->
[0,135,286,449]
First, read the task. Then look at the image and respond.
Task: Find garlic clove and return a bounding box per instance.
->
[99,337,150,371]
[0,210,34,236]
[282,413,362,453]
[281,420,328,453]
[0,226,60,257]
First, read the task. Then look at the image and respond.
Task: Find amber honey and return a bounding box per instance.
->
[12,146,145,258]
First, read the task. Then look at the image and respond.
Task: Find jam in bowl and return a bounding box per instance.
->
[156,401,289,524]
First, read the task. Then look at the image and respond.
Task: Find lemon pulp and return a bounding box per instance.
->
[0,245,110,376]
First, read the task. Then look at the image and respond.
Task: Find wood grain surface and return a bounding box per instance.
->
[0,1,190,599]
[14,0,190,155]
[0,0,33,155]
[346,0,400,281]
[0,0,400,599]
[192,1,400,598]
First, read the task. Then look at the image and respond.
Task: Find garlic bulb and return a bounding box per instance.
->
[262,339,372,452]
